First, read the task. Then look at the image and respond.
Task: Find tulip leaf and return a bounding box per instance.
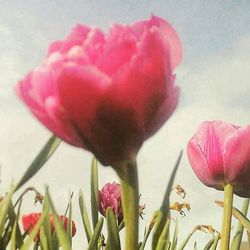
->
[178,227,196,250]
[40,226,49,250]
[231,198,249,250]
[139,220,155,250]
[9,219,18,250]
[203,237,215,250]
[0,186,14,238]
[79,190,92,242]
[87,217,104,250]
[152,151,183,249]
[91,158,99,229]
[216,200,250,233]
[9,199,22,250]
[15,135,61,191]
[42,194,53,250]
[156,218,170,250]
[210,233,220,250]
[171,219,178,250]
[47,191,71,250]
[106,208,121,250]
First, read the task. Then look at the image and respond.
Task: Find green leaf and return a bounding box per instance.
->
[15,135,61,191]
[178,228,196,250]
[66,194,73,247]
[9,199,23,250]
[91,158,99,229]
[139,221,155,250]
[87,218,104,250]
[79,190,92,242]
[171,219,178,250]
[42,194,53,250]
[156,218,170,250]
[9,220,18,250]
[152,151,183,249]
[106,208,121,250]
[231,198,249,250]
[40,226,49,250]
[47,191,71,250]
[216,200,250,234]
[20,213,46,250]
[0,186,14,237]
[203,237,215,250]
[210,233,220,250]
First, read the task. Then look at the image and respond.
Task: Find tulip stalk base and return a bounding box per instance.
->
[221,184,234,250]
[115,159,139,250]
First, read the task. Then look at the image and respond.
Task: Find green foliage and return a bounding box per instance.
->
[0,137,249,249]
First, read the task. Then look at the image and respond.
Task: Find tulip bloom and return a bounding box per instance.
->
[99,182,122,221]
[22,213,76,238]
[187,121,250,197]
[16,15,182,166]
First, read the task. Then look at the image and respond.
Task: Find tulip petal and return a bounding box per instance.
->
[57,64,111,152]
[187,140,221,189]
[97,25,137,76]
[224,125,250,183]
[131,15,183,69]
[48,24,90,55]
[107,26,172,140]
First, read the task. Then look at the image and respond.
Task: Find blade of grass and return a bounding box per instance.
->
[152,151,183,249]
[66,194,73,247]
[106,208,121,250]
[91,158,99,229]
[178,227,197,250]
[79,190,92,242]
[139,221,155,250]
[9,199,22,250]
[156,218,170,250]
[47,191,71,250]
[40,226,49,250]
[231,198,249,250]
[42,194,52,250]
[171,219,178,250]
[0,186,14,237]
[15,135,61,191]
[210,233,220,250]
[87,218,104,250]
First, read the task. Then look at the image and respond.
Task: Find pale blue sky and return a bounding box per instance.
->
[0,1,250,249]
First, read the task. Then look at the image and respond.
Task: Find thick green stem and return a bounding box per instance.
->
[114,159,139,250]
[220,184,234,250]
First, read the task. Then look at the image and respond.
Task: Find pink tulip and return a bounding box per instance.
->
[187,121,250,197]
[99,182,122,220]
[16,15,182,166]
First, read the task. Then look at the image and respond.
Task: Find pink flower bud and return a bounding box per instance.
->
[187,120,250,197]
[16,15,182,166]
[99,182,122,220]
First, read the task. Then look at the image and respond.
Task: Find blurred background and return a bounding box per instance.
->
[0,0,250,248]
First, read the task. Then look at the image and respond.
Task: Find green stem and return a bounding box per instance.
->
[220,183,234,250]
[114,159,139,250]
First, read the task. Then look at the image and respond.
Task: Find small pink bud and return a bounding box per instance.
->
[99,182,122,220]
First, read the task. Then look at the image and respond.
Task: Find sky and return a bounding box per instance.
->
[0,0,250,249]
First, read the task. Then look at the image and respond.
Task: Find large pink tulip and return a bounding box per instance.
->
[16,15,182,166]
[187,121,250,197]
